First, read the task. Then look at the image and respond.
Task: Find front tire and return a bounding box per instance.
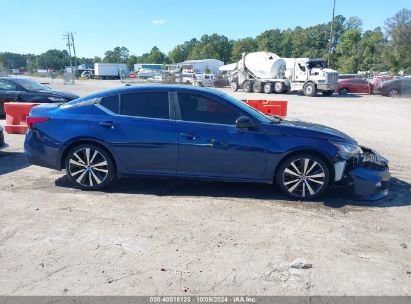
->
[231,82,239,92]
[276,154,330,200]
[303,82,317,97]
[388,88,400,98]
[65,144,115,190]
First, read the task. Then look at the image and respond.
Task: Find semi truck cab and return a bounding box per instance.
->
[287,58,339,96]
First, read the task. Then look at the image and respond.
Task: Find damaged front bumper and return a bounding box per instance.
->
[334,146,390,201]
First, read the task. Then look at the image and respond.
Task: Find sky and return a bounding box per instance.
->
[0,0,409,58]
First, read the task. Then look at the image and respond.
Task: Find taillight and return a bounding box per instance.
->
[27,117,49,129]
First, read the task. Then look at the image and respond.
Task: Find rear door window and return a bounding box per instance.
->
[120,92,169,119]
[100,95,120,114]
[0,80,17,91]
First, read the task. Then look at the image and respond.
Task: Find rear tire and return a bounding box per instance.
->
[303,82,317,97]
[263,83,273,94]
[274,82,285,93]
[253,82,263,93]
[339,88,349,95]
[276,153,330,200]
[65,144,116,190]
[243,81,252,93]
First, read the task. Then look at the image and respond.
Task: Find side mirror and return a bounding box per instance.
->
[235,116,254,129]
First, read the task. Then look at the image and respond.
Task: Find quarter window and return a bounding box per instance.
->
[100,95,119,114]
[120,92,169,119]
[178,93,240,125]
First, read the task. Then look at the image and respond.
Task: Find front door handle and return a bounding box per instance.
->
[14,92,21,101]
[180,132,196,139]
[99,121,118,128]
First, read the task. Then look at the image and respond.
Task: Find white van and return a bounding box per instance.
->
[192,74,216,87]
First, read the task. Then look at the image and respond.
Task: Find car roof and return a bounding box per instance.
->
[0,76,31,83]
[69,84,225,104]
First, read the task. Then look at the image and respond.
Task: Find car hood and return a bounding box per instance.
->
[273,118,356,143]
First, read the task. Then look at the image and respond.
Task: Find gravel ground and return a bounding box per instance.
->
[0,77,410,295]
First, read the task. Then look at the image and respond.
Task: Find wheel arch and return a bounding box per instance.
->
[304,80,316,87]
[60,139,118,175]
[274,148,335,183]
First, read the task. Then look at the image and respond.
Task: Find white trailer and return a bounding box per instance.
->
[220,52,338,96]
[94,63,129,80]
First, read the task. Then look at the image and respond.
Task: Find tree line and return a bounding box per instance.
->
[1,9,409,74]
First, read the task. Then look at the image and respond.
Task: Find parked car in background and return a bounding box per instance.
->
[379,78,411,97]
[337,78,373,95]
[129,71,136,79]
[25,85,390,201]
[148,75,163,83]
[0,77,79,116]
[192,74,216,87]
[370,75,394,90]
[0,124,6,150]
[213,76,230,88]
[137,69,156,79]
[80,71,92,78]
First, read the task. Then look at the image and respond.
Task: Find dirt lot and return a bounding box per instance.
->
[0,77,410,295]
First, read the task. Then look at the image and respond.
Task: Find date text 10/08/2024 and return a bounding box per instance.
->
[149,296,257,303]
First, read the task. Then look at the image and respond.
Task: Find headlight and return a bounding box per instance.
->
[332,142,362,159]
[47,96,67,102]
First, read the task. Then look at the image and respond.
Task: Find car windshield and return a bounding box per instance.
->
[13,78,51,92]
[220,93,276,124]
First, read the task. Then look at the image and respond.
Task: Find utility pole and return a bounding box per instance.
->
[63,32,73,67]
[70,32,78,68]
[327,0,336,67]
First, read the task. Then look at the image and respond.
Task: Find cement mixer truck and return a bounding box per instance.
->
[220,52,338,96]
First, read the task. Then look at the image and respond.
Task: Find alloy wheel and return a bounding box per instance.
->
[282,158,326,198]
[389,89,399,98]
[68,147,109,187]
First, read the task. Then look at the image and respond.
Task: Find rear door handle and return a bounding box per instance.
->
[99,121,118,128]
[180,132,196,139]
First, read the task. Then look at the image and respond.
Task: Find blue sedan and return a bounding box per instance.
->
[24,85,390,200]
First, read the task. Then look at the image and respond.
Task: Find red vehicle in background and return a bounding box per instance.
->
[337,78,373,95]
[129,71,136,79]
